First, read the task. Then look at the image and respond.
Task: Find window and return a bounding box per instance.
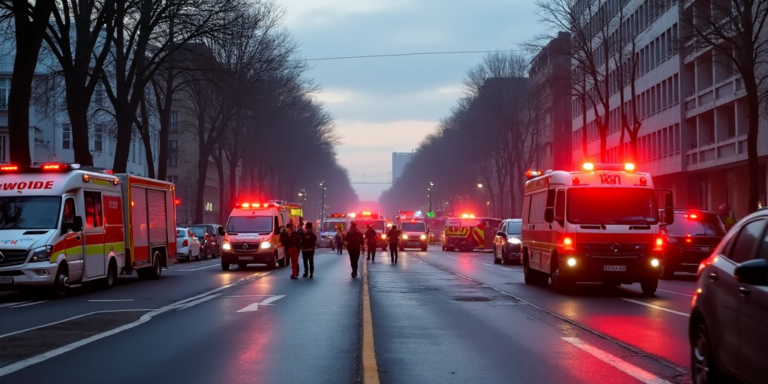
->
[93,124,103,153]
[170,111,179,132]
[0,135,6,163]
[528,192,547,223]
[730,220,766,263]
[83,191,104,228]
[205,202,213,212]
[62,124,72,150]
[555,190,565,221]
[0,78,10,110]
[168,155,178,167]
[169,140,178,150]
[62,198,76,224]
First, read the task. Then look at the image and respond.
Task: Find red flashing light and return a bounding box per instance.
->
[583,163,595,171]
[572,177,581,186]
[362,211,372,216]
[686,234,693,243]
[103,170,114,175]
[624,163,635,172]
[639,177,647,186]
[174,199,181,206]
[655,237,664,251]
[0,165,18,171]
[525,170,542,179]
[562,237,575,251]
[42,163,63,171]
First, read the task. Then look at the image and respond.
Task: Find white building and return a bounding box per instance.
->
[392,151,414,181]
[571,0,768,220]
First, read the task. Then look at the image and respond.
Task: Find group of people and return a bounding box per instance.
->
[280,219,317,280]
[336,222,403,278]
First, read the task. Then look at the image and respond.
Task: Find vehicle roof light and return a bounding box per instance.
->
[0,165,18,171]
[525,170,542,179]
[639,176,647,186]
[42,163,63,171]
[572,177,581,186]
[242,203,250,208]
[583,163,595,171]
[624,163,635,172]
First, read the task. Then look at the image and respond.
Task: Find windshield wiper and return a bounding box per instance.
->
[578,218,606,229]
[612,219,653,225]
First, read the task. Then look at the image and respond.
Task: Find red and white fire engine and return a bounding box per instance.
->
[521,163,674,296]
[0,163,177,297]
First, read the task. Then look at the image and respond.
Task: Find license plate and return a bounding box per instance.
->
[604,265,626,272]
[238,256,254,261]
[701,247,710,252]
[0,277,13,284]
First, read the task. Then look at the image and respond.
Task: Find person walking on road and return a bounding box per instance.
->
[346,221,364,278]
[301,222,317,278]
[365,224,378,263]
[718,203,736,231]
[281,224,301,279]
[334,227,344,255]
[387,225,401,264]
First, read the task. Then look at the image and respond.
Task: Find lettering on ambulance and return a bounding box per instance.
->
[1,181,54,191]
[599,174,621,185]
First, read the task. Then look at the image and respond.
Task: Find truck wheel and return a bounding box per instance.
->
[640,279,658,296]
[421,246,428,252]
[551,261,573,294]
[139,252,162,280]
[49,264,70,299]
[221,262,230,271]
[101,259,117,289]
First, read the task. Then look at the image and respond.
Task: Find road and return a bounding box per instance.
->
[0,246,695,383]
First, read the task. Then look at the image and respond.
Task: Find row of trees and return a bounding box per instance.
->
[2,0,359,223]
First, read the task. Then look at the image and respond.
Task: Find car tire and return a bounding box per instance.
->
[661,263,676,279]
[493,249,501,264]
[442,246,446,251]
[640,279,658,296]
[271,252,279,269]
[691,322,723,384]
[421,246,428,252]
[101,259,117,289]
[221,262,230,271]
[49,264,70,299]
[551,261,573,294]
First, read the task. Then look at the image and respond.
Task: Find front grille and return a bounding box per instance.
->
[231,243,260,252]
[0,249,29,268]
[581,242,649,258]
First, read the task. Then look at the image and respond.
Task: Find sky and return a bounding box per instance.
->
[284,0,547,201]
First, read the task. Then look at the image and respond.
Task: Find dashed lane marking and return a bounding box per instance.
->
[0,301,31,309]
[88,299,134,302]
[177,263,222,272]
[656,289,694,297]
[562,337,671,384]
[621,299,690,317]
[0,309,154,340]
[9,301,47,308]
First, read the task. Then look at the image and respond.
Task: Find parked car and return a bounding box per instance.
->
[493,219,522,265]
[176,227,202,261]
[689,208,768,384]
[660,209,725,279]
[189,224,223,259]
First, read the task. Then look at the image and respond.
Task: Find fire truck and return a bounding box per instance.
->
[353,211,388,250]
[0,163,177,297]
[219,201,292,269]
[521,163,674,296]
[441,214,501,252]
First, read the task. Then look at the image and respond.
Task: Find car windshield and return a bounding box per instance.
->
[189,227,207,238]
[176,229,186,238]
[567,188,658,224]
[0,196,61,230]
[668,213,726,236]
[227,216,273,234]
[401,222,426,232]
[323,221,345,232]
[507,222,522,234]
[357,220,386,231]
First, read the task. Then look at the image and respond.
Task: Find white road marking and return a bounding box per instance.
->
[237,295,285,313]
[562,337,671,384]
[178,264,221,271]
[0,271,271,378]
[621,299,690,317]
[656,289,694,297]
[88,299,135,302]
[0,309,153,340]
[0,301,31,309]
[175,294,221,311]
[11,301,47,308]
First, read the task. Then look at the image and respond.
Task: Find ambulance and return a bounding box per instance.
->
[521,163,674,296]
[441,215,501,252]
[319,213,348,248]
[0,163,177,297]
[354,211,388,251]
[219,201,291,270]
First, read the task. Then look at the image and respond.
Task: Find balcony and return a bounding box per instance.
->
[685,76,745,116]
[686,134,747,170]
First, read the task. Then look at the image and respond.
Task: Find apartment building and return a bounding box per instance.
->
[570,0,768,220]
[530,32,573,172]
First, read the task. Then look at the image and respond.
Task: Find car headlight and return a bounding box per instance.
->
[30,245,53,262]
[402,234,409,240]
[420,234,427,240]
[260,241,271,249]
[507,237,522,244]
[381,234,386,240]
[222,241,232,251]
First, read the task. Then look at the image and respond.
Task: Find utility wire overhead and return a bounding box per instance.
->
[307,50,525,61]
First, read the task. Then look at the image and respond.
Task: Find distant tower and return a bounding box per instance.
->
[392,152,414,182]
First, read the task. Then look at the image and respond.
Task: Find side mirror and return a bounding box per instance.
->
[218,227,226,236]
[72,216,84,232]
[544,207,555,224]
[497,231,506,237]
[735,259,768,286]
[665,207,674,225]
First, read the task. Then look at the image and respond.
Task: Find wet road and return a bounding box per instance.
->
[0,246,694,383]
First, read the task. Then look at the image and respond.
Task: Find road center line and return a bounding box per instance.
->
[562,337,671,384]
[656,289,694,297]
[621,299,690,317]
[88,299,134,302]
[179,264,221,271]
[362,259,380,384]
[0,301,31,309]
[11,301,47,308]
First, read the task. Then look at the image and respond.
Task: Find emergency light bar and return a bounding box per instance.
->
[525,170,543,180]
[0,163,82,173]
[236,202,271,209]
[581,163,636,172]
[461,214,476,218]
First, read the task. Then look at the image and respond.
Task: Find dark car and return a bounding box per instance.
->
[660,209,725,279]
[189,224,224,259]
[689,208,768,384]
[493,219,522,265]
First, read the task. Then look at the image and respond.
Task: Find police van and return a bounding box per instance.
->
[521,163,674,295]
[219,201,291,270]
[0,163,177,297]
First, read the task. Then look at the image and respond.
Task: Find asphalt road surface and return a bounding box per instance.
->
[0,246,696,383]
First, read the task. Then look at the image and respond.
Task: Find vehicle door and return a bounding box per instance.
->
[739,223,768,382]
[495,221,507,257]
[714,219,766,371]
[188,229,200,257]
[275,214,285,261]
[83,190,106,279]
[60,196,84,279]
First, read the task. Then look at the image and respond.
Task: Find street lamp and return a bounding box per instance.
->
[319,181,326,227]
[476,183,483,211]
[428,181,434,214]
[298,189,307,218]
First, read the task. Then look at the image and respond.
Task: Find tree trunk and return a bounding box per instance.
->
[112,105,133,173]
[213,148,227,224]
[139,99,155,178]
[745,79,760,214]
[8,0,55,166]
[65,81,95,166]
[154,71,174,180]
[194,152,208,223]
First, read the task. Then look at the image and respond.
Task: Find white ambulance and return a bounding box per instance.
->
[218,201,291,270]
[0,163,177,297]
[521,163,674,296]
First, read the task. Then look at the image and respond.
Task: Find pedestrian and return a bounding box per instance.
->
[346,221,364,278]
[387,225,401,264]
[334,227,344,255]
[718,203,736,231]
[365,224,378,263]
[300,222,317,278]
[281,223,301,279]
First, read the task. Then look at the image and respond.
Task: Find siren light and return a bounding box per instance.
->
[624,163,636,172]
[0,165,18,171]
[525,170,542,179]
[583,163,595,171]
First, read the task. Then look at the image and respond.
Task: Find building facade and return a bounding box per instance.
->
[392,152,414,181]
[570,0,768,220]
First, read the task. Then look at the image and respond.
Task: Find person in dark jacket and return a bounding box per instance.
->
[300,222,317,278]
[345,222,364,278]
[334,227,344,255]
[364,224,378,263]
[387,225,401,264]
[281,224,301,279]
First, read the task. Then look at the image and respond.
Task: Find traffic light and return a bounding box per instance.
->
[426,211,435,218]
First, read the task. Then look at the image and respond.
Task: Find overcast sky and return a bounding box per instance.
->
[284,0,547,201]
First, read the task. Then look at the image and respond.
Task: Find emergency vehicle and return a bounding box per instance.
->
[0,163,177,297]
[271,200,303,225]
[398,219,430,251]
[219,201,291,270]
[521,163,674,295]
[319,214,349,248]
[441,215,500,252]
[354,211,388,251]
